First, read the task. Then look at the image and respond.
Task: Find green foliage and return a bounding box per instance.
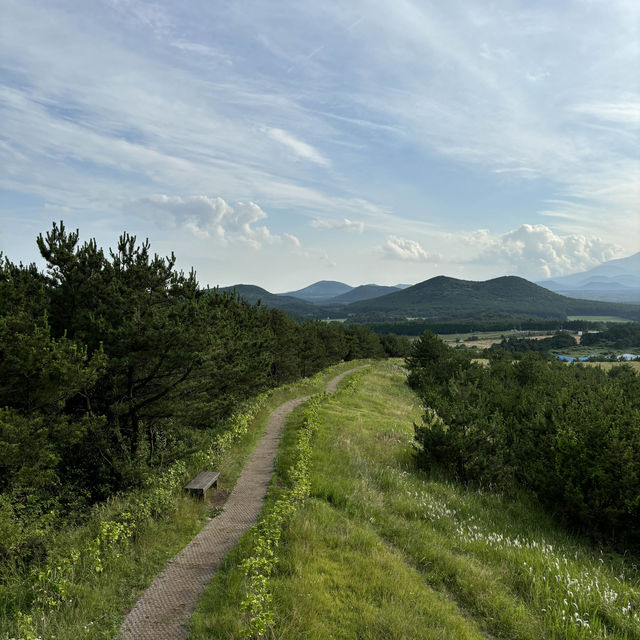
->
[367,318,609,336]
[239,370,364,638]
[346,275,640,321]
[240,396,323,637]
[408,335,640,548]
[581,322,640,349]
[1,222,389,504]
[379,332,412,357]
[192,363,640,640]
[406,331,473,389]
[489,331,578,354]
[0,388,276,638]
[0,220,392,637]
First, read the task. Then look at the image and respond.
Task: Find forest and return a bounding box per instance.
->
[408,332,640,549]
[0,223,408,562]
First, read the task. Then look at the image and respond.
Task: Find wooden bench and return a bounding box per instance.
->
[184,471,220,499]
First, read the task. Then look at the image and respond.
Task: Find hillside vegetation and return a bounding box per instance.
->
[409,333,640,548]
[0,223,409,639]
[346,275,640,321]
[224,276,640,325]
[328,284,400,304]
[219,284,320,316]
[190,363,640,639]
[281,280,353,302]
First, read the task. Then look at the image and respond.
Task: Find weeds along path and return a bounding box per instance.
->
[119,367,365,640]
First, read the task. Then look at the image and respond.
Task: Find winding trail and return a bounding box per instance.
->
[119,367,365,640]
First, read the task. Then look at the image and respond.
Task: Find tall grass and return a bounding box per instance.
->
[0,360,368,640]
[192,362,640,639]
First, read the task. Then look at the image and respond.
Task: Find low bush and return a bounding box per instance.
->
[408,332,640,549]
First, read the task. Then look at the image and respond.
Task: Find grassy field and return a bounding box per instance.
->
[579,360,640,371]
[0,360,372,640]
[567,315,631,323]
[191,362,640,639]
[440,330,554,349]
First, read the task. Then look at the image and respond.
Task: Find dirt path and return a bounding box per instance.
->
[119,367,365,640]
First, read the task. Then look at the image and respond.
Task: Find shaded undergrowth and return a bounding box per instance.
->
[0,360,368,640]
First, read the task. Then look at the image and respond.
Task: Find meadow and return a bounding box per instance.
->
[190,363,640,639]
[567,316,632,323]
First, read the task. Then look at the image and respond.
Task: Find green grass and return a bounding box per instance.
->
[191,362,640,639]
[0,360,371,640]
[473,357,640,372]
[579,360,640,371]
[549,345,617,357]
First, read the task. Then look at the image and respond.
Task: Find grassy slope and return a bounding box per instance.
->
[0,360,369,640]
[191,362,640,639]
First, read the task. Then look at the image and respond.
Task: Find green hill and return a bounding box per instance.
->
[328,284,400,304]
[281,280,353,303]
[219,284,321,316]
[344,275,640,321]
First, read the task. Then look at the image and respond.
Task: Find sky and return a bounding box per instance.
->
[1,0,638,291]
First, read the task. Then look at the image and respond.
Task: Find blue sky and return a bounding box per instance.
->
[1,0,638,290]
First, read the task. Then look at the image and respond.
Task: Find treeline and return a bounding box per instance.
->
[487,332,577,354]
[0,223,408,513]
[366,318,603,336]
[581,322,640,349]
[407,332,640,549]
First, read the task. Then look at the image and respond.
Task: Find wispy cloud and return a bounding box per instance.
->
[262,127,330,167]
[570,101,640,127]
[1,0,637,287]
[310,217,364,233]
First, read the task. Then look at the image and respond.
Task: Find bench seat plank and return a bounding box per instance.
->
[184,471,220,498]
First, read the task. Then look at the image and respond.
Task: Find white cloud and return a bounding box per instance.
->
[570,101,640,127]
[382,235,430,261]
[263,127,330,167]
[310,217,364,233]
[319,251,336,268]
[170,40,233,64]
[284,232,302,249]
[468,224,622,278]
[2,0,638,281]
[138,195,281,247]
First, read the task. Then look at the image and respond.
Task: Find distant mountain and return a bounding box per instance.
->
[220,284,320,316]
[344,275,640,321]
[329,284,400,304]
[282,280,353,303]
[537,252,640,303]
[221,275,640,323]
[394,284,412,290]
[577,277,632,291]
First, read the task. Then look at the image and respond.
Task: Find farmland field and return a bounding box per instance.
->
[567,315,631,323]
[440,329,554,349]
[579,360,640,371]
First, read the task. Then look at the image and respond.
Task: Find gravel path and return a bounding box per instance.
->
[119,367,365,640]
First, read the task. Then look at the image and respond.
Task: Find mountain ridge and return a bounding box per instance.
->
[220,275,640,322]
[328,284,400,304]
[281,280,353,302]
[536,252,640,303]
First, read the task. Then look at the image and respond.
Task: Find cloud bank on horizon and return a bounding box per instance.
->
[0,0,638,289]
